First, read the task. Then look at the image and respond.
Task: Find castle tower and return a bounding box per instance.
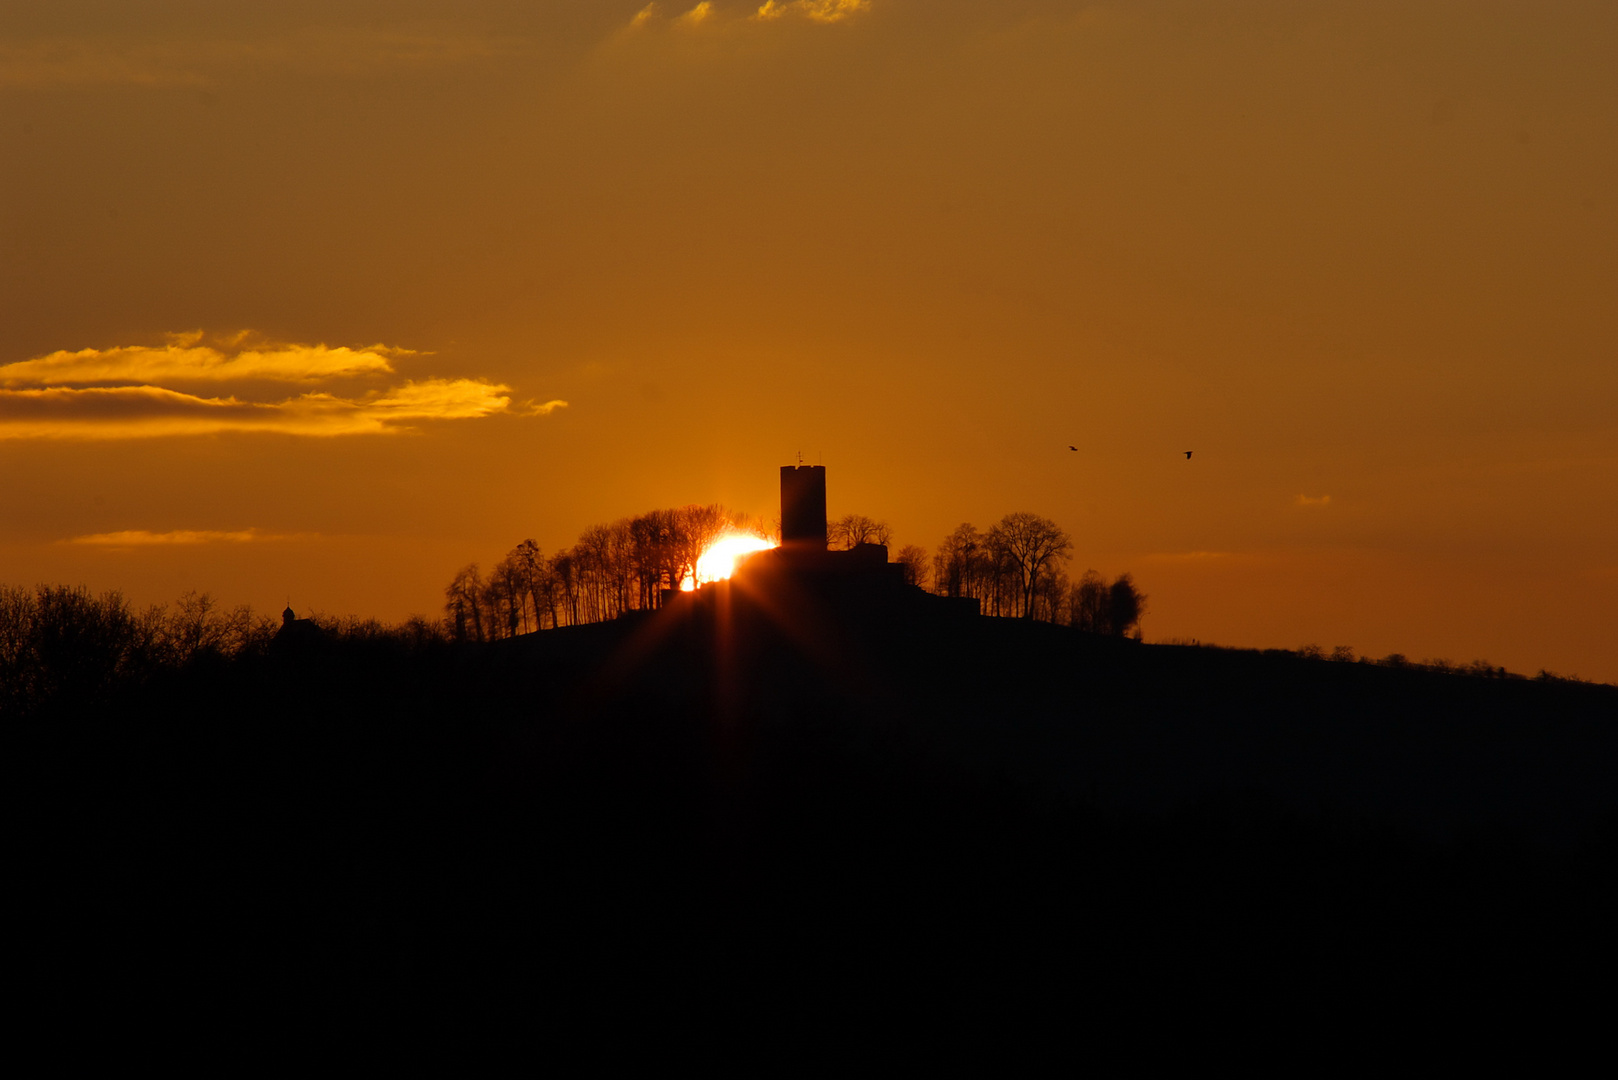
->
[780,465,828,549]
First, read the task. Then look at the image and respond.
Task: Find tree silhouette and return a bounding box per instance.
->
[675,505,729,590]
[448,503,777,632]
[987,512,1073,619]
[1069,569,1110,632]
[630,514,673,608]
[828,513,892,550]
[895,544,931,589]
[447,502,1120,633]
[548,551,579,627]
[444,564,486,642]
[1,584,288,718]
[576,523,616,624]
[504,539,545,632]
[484,559,525,639]
[1031,565,1070,623]
[1068,569,1146,637]
[1107,573,1146,639]
[932,524,984,600]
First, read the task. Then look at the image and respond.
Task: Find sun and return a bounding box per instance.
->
[682,532,777,590]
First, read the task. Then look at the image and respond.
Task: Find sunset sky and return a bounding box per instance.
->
[3,1,1614,680]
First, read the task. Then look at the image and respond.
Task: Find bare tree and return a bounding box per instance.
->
[574,524,612,624]
[1031,565,1070,624]
[932,523,983,599]
[1069,569,1110,633]
[217,603,268,655]
[829,513,893,550]
[4,585,148,709]
[548,551,579,627]
[986,513,1073,619]
[629,514,668,608]
[628,509,686,606]
[674,504,729,589]
[728,511,773,542]
[485,558,525,639]
[507,539,544,632]
[607,518,638,616]
[649,508,689,601]
[170,590,229,661]
[895,544,931,589]
[444,564,486,642]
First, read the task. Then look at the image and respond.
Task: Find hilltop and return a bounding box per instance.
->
[14,578,1616,1032]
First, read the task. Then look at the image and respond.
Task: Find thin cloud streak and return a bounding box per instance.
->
[520,398,570,416]
[66,528,286,547]
[0,333,410,386]
[756,0,870,23]
[625,0,869,31]
[0,379,517,439]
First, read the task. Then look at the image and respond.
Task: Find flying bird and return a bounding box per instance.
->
[1069,445,1078,451]
[1184,451,1193,459]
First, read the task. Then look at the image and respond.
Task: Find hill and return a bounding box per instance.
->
[13,585,1617,1034]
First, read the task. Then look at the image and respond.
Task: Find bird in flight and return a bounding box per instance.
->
[1068,445,1078,451]
[1184,451,1193,459]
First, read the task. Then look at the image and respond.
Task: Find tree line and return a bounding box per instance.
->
[0,584,444,719]
[446,506,1146,641]
[0,550,1586,723]
[443,504,770,642]
[920,513,1144,634]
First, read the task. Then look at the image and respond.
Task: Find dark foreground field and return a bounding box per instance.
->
[13,587,1618,1039]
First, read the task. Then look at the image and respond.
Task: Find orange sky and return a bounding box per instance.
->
[2,1,1614,681]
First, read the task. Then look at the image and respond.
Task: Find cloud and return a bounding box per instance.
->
[0,332,410,386]
[520,398,570,416]
[0,379,516,439]
[0,330,561,439]
[626,0,869,31]
[1295,494,1332,508]
[66,528,280,547]
[756,0,870,23]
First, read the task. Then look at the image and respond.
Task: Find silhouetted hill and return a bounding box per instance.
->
[13,588,1617,1038]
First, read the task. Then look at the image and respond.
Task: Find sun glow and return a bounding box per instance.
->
[682,532,777,590]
